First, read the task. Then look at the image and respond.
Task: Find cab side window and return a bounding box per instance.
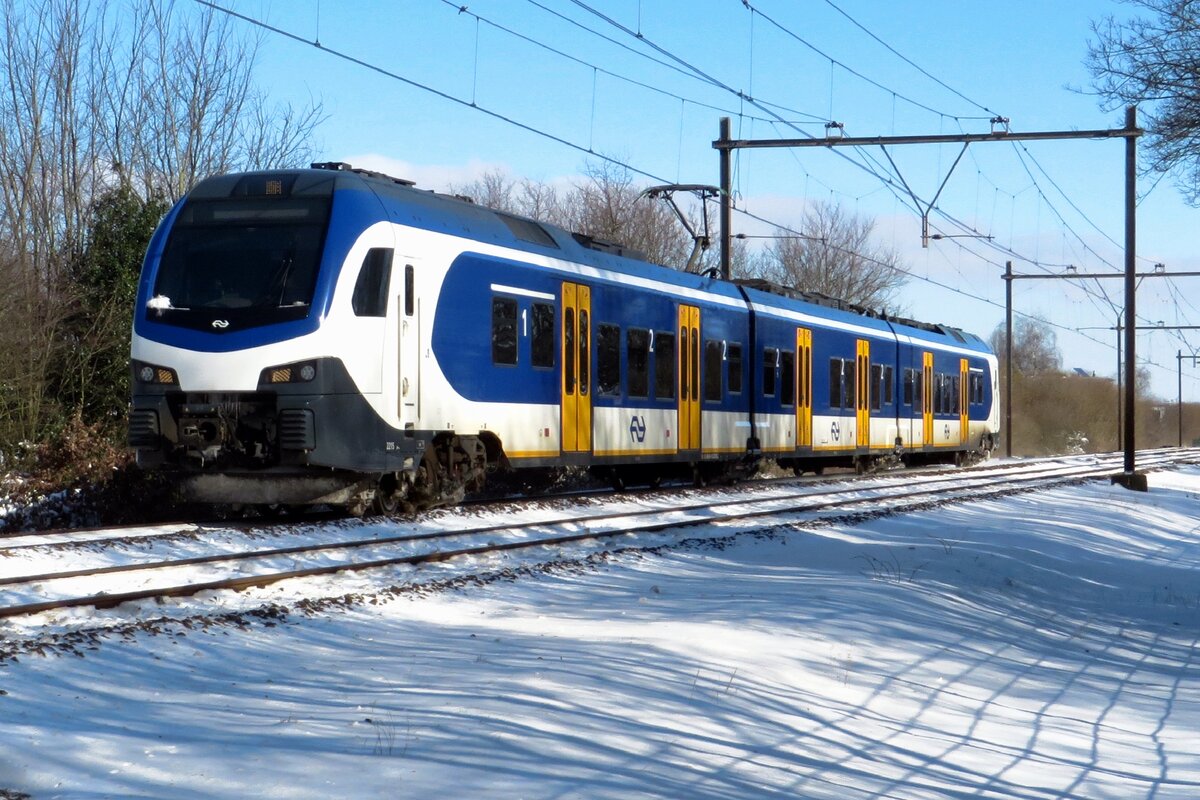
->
[352,248,392,317]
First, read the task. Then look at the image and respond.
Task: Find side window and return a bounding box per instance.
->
[531,303,555,368]
[780,350,795,407]
[914,369,923,411]
[883,366,894,407]
[352,248,392,317]
[491,296,518,365]
[597,324,621,396]
[934,374,944,414]
[870,364,883,411]
[829,359,842,408]
[564,308,576,392]
[404,264,414,316]
[903,368,915,406]
[578,309,589,396]
[654,332,675,400]
[727,343,743,395]
[627,328,650,398]
[704,340,723,402]
[843,358,856,409]
[763,348,778,397]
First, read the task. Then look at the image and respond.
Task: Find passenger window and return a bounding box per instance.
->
[404,264,414,316]
[491,296,518,365]
[870,364,883,411]
[829,359,842,408]
[883,366,894,407]
[903,368,915,406]
[564,308,575,392]
[843,359,856,409]
[627,329,650,398]
[727,343,743,395]
[780,351,795,407]
[598,323,620,396]
[704,340,722,402]
[763,348,778,397]
[531,303,555,368]
[578,310,589,395]
[654,332,675,400]
[352,248,392,317]
[680,327,689,401]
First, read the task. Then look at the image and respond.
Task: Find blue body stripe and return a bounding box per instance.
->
[134,167,997,429]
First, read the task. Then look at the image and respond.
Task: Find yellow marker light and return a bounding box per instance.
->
[270,368,292,383]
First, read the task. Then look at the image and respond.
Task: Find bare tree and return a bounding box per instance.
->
[1086,0,1200,203]
[451,162,705,270]
[756,200,907,309]
[450,169,521,213]
[554,161,697,268]
[989,316,1063,376]
[0,0,323,447]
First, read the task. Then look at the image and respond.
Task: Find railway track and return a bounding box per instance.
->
[2,448,1197,623]
[0,447,1181,554]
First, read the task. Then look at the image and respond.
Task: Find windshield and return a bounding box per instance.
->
[149,196,331,332]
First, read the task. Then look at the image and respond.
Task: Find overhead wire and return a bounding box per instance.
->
[739,0,994,122]
[819,0,1001,118]
[562,0,1191,374]
[439,0,826,127]
[192,0,676,184]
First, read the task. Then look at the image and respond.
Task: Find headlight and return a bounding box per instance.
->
[132,360,178,385]
[260,360,318,385]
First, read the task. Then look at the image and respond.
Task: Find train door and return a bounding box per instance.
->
[561,282,592,454]
[796,328,812,448]
[397,261,419,422]
[678,305,701,451]
[856,339,870,448]
[959,358,969,445]
[922,351,934,446]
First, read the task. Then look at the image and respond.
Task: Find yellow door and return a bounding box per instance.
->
[678,305,701,451]
[856,339,870,448]
[959,358,969,445]
[796,328,812,448]
[561,282,591,453]
[922,351,934,446]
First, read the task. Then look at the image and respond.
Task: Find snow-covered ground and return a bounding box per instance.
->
[2,467,1199,799]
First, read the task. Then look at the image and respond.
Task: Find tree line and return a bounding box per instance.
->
[0,0,320,456]
[991,316,1198,454]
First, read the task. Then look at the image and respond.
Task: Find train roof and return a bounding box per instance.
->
[187,163,992,354]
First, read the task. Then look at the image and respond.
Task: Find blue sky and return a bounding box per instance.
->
[219,0,1198,401]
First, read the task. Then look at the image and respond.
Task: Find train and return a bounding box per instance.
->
[128,162,1000,513]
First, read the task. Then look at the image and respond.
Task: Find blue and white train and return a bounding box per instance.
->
[128,163,1000,513]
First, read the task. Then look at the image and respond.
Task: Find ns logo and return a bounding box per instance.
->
[830,421,841,442]
[629,415,647,443]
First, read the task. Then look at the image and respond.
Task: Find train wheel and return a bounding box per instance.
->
[370,473,405,516]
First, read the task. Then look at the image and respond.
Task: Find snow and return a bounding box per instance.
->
[2,467,1199,798]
